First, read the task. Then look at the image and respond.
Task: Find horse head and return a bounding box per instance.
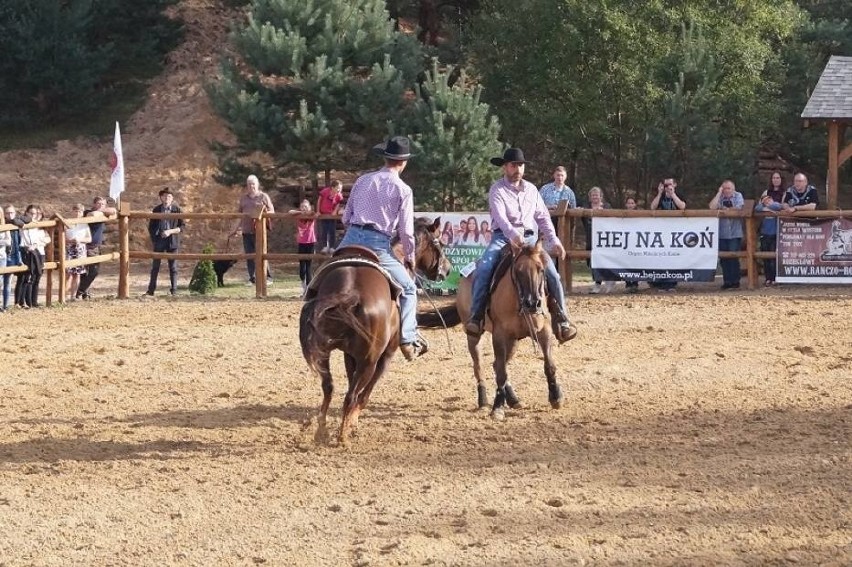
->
[413,216,452,282]
[508,239,547,315]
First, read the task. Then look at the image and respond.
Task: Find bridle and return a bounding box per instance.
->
[509,245,546,352]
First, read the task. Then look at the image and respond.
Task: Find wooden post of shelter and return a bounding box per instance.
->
[802,55,852,210]
[119,202,131,299]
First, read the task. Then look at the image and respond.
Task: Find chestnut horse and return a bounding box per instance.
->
[299,217,450,445]
[420,240,564,418]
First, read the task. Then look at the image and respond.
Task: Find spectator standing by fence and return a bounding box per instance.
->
[1,207,17,312]
[783,173,819,213]
[145,188,184,296]
[754,171,785,286]
[709,180,745,290]
[65,203,92,301]
[624,197,640,294]
[17,205,51,308]
[289,199,317,298]
[539,166,577,227]
[581,187,613,294]
[76,196,117,300]
[316,180,343,254]
[231,175,274,285]
[649,178,686,291]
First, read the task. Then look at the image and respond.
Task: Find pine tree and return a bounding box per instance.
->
[406,60,502,211]
[0,0,111,125]
[208,0,423,184]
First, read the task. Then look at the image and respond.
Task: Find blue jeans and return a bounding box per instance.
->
[319,219,337,249]
[719,237,742,286]
[760,234,777,282]
[2,272,11,309]
[338,225,418,344]
[470,230,567,320]
[242,233,271,282]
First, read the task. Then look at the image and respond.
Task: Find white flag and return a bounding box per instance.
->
[109,121,125,200]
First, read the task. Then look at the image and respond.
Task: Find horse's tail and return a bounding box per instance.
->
[300,288,373,371]
[417,304,461,328]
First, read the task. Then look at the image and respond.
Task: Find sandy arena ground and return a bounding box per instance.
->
[0,282,850,566]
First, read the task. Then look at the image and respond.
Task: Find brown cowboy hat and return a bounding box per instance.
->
[372,136,414,160]
[490,147,532,166]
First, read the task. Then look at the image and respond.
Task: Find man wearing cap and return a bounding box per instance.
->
[145,188,184,296]
[464,148,578,343]
[337,135,427,361]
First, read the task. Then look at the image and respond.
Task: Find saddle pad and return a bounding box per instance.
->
[305,257,403,301]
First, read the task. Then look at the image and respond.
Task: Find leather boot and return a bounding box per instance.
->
[547,297,578,343]
[464,309,485,337]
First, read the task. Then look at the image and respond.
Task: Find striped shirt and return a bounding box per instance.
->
[489,177,559,246]
[342,167,415,262]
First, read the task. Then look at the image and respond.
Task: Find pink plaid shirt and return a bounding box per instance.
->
[489,177,559,246]
[342,167,415,262]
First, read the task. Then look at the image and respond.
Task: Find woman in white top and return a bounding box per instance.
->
[17,204,51,308]
[65,203,92,300]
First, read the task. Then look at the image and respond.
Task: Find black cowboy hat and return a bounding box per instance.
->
[490,147,532,167]
[372,136,414,160]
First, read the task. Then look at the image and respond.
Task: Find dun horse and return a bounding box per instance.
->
[421,240,564,418]
[299,217,450,445]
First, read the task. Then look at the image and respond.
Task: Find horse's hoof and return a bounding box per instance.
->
[490,408,505,421]
[314,426,330,445]
[476,385,489,409]
[504,385,521,409]
[548,384,563,409]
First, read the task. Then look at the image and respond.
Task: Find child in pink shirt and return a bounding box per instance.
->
[316,180,343,253]
[289,199,317,297]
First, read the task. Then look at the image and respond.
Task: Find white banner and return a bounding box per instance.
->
[591,217,720,282]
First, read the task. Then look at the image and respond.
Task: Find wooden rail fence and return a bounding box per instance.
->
[2,201,849,305]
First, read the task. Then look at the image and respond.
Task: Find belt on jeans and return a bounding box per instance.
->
[495,228,535,237]
[351,223,385,235]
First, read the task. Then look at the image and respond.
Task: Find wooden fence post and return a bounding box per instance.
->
[745,216,758,289]
[555,201,572,293]
[45,221,55,307]
[119,202,130,299]
[56,221,67,303]
[255,213,267,298]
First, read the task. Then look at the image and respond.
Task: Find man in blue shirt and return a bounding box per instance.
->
[539,166,576,229]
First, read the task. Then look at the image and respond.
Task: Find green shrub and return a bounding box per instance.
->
[189,244,217,295]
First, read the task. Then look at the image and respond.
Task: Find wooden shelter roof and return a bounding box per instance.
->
[802,56,852,120]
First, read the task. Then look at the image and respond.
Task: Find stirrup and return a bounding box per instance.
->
[556,321,578,343]
[464,317,483,337]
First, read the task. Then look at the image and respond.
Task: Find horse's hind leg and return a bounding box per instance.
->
[348,349,392,433]
[467,334,489,410]
[339,356,379,447]
[538,329,563,409]
[314,355,333,444]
